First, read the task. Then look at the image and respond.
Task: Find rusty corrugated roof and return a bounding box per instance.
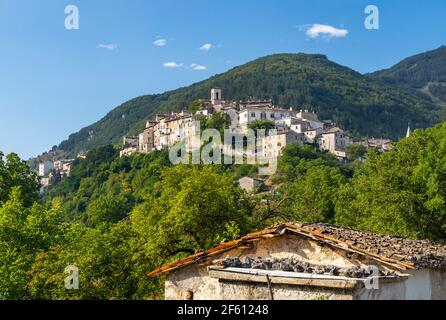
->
[148,223,446,278]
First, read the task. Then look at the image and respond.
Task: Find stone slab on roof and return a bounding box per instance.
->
[148,222,446,277]
[302,223,446,270]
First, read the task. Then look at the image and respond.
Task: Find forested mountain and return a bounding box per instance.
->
[56,53,442,158]
[369,45,446,104]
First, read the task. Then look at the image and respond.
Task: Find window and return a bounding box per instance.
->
[251,113,256,118]
[270,114,274,118]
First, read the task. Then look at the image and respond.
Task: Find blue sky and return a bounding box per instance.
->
[1,0,445,159]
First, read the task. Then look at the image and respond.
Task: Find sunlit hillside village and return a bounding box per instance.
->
[120,87,393,159]
[38,88,395,192]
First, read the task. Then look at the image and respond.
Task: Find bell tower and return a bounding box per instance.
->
[211,88,222,105]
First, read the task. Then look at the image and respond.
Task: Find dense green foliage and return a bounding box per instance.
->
[335,122,446,241]
[6,119,446,299]
[429,84,446,103]
[369,45,446,105]
[1,147,259,299]
[0,153,57,298]
[248,120,276,133]
[0,152,39,207]
[53,53,442,160]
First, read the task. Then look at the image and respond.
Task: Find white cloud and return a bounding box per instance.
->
[98,44,117,51]
[199,43,213,52]
[163,62,183,68]
[300,24,348,39]
[153,39,167,47]
[190,64,207,71]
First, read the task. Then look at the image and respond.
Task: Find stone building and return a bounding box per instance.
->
[138,123,156,154]
[53,159,74,177]
[262,130,304,159]
[302,127,324,144]
[296,110,325,130]
[148,223,446,300]
[119,136,139,157]
[38,161,54,177]
[119,88,353,160]
[318,127,351,157]
[238,106,294,129]
[238,177,263,193]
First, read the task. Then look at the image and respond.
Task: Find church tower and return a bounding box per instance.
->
[406,124,411,138]
[211,88,222,105]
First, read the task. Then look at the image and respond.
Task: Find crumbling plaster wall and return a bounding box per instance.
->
[165,235,388,300]
[218,281,354,300]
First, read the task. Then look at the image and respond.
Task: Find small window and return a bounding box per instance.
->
[251,113,256,118]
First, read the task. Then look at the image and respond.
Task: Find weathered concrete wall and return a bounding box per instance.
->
[355,270,446,300]
[165,263,222,300]
[166,265,355,300]
[164,234,446,300]
[218,281,353,300]
[430,270,446,299]
[165,235,380,300]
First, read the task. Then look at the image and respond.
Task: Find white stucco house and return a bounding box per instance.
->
[38,161,54,177]
[238,177,263,193]
[149,223,446,300]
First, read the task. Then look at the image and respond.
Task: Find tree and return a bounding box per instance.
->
[131,165,252,261]
[86,193,132,226]
[275,143,344,182]
[285,166,346,223]
[0,152,39,207]
[345,143,367,161]
[335,122,446,240]
[28,221,164,300]
[188,100,206,115]
[206,112,231,134]
[0,188,62,299]
[248,120,275,133]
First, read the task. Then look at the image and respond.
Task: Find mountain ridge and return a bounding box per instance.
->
[37,52,446,160]
[369,45,446,105]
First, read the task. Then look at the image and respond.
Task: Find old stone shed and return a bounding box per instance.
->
[148,223,446,300]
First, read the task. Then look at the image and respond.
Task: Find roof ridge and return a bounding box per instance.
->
[148,222,437,278]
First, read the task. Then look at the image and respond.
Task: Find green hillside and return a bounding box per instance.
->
[7,118,446,298]
[369,45,446,103]
[58,53,443,157]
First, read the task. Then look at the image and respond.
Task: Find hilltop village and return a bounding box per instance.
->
[120,88,363,160]
[120,88,344,158]
[38,88,394,191]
